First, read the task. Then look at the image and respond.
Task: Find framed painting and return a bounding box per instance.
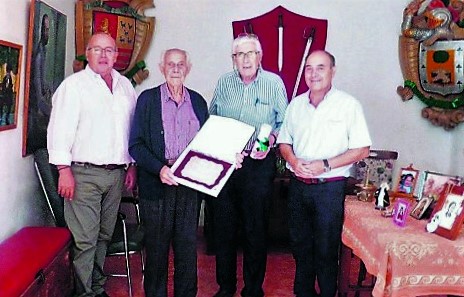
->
[0,40,22,132]
[426,184,464,240]
[416,171,462,201]
[22,0,67,156]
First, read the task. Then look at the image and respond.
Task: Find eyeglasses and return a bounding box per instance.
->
[237,33,259,40]
[233,51,260,60]
[87,46,117,56]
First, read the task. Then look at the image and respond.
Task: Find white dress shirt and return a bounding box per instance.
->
[47,66,137,165]
[277,87,372,178]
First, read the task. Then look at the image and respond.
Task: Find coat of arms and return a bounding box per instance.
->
[74,0,155,85]
[398,0,464,130]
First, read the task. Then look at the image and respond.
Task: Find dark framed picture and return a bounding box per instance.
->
[416,171,462,201]
[426,184,464,240]
[0,40,22,131]
[410,196,433,219]
[394,165,419,198]
[393,198,411,227]
[22,0,67,156]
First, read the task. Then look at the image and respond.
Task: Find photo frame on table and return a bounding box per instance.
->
[0,40,22,132]
[416,171,462,201]
[393,165,419,198]
[393,198,411,227]
[426,184,464,240]
[22,0,67,156]
[410,196,433,219]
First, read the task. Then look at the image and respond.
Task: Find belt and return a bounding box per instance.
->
[71,162,125,170]
[293,174,346,185]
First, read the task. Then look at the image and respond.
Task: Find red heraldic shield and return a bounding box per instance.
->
[93,11,136,71]
[232,6,327,100]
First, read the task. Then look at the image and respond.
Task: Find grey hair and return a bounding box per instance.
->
[231,34,263,57]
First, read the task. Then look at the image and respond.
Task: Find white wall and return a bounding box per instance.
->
[0,0,462,242]
[0,0,75,241]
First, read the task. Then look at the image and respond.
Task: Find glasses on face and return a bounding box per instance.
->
[233,51,260,60]
[87,46,117,56]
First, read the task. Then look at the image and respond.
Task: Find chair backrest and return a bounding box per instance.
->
[34,148,67,228]
[354,150,399,188]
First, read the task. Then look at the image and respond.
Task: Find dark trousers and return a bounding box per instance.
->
[212,154,276,297]
[141,186,200,297]
[287,178,346,297]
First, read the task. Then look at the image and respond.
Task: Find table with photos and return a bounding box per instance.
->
[342,197,464,297]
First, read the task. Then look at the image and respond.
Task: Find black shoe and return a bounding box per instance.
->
[213,289,235,297]
[96,291,110,297]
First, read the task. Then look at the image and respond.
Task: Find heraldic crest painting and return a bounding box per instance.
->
[398,0,464,130]
[74,0,155,85]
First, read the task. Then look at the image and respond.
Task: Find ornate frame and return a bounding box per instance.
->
[74,0,155,85]
[398,0,464,130]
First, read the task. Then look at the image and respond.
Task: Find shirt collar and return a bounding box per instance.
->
[233,67,263,85]
[161,82,190,103]
[84,65,119,83]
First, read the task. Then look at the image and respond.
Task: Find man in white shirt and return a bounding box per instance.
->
[277,50,371,297]
[47,33,137,297]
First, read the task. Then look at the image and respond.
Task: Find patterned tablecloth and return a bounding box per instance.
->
[342,197,464,297]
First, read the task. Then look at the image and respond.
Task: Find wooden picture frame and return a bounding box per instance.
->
[426,184,464,240]
[410,196,433,220]
[22,0,67,156]
[416,171,462,201]
[393,164,419,198]
[393,198,411,227]
[0,40,22,131]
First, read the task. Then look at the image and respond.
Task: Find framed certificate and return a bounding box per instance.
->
[171,115,255,197]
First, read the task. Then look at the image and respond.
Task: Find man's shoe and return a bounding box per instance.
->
[213,289,235,297]
[96,291,110,297]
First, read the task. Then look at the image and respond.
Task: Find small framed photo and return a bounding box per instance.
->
[426,184,464,240]
[410,196,433,219]
[393,198,411,227]
[416,171,462,201]
[394,165,419,197]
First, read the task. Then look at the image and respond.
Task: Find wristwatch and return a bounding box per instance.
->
[323,159,331,173]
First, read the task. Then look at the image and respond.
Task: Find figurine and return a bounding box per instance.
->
[374,182,390,210]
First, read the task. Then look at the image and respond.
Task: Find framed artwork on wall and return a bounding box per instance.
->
[0,40,22,132]
[22,0,67,156]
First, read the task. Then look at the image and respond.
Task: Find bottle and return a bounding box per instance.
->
[250,123,272,159]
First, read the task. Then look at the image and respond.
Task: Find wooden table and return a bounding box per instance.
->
[341,197,464,297]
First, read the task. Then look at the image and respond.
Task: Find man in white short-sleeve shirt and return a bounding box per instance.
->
[277,50,371,297]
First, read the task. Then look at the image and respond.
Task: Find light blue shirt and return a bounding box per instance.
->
[210,68,288,150]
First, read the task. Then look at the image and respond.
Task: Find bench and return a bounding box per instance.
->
[0,226,73,297]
